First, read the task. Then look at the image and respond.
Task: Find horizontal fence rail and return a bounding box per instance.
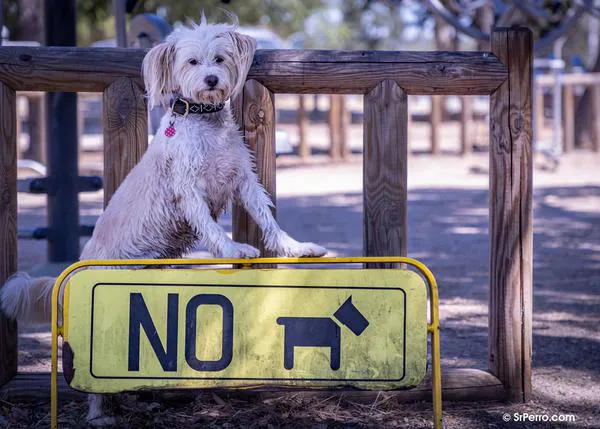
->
[0,47,507,94]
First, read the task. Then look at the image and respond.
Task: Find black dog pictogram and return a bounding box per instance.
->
[276,296,369,370]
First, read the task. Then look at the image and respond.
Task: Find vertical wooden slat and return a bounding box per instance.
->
[460,96,473,155]
[232,80,276,258]
[562,85,574,153]
[363,80,408,269]
[0,82,18,386]
[328,94,341,160]
[489,27,533,402]
[534,85,544,144]
[102,77,148,207]
[23,94,46,164]
[297,95,309,159]
[590,84,600,152]
[430,95,442,155]
[339,95,350,159]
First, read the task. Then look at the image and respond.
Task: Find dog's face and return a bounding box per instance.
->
[142,20,257,108]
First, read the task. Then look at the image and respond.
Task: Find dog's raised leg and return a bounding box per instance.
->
[86,394,117,427]
[180,194,260,258]
[236,171,327,257]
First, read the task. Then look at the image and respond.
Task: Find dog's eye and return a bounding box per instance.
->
[214,56,224,64]
[188,59,198,66]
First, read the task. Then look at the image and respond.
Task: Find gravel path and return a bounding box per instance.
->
[5,150,600,428]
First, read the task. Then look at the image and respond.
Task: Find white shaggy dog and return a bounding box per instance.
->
[0,17,326,425]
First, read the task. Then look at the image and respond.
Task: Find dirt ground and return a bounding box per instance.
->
[2,122,600,428]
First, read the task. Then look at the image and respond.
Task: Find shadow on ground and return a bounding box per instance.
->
[11,186,600,428]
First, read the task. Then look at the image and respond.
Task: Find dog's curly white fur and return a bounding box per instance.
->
[0,16,326,426]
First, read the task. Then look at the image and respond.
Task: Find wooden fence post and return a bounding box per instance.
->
[339,95,350,159]
[430,95,442,155]
[232,80,277,258]
[102,78,148,206]
[460,96,473,155]
[590,84,600,152]
[489,27,533,403]
[297,95,309,159]
[329,95,341,160]
[534,85,544,144]
[0,82,18,386]
[23,94,46,163]
[363,80,408,269]
[562,85,574,153]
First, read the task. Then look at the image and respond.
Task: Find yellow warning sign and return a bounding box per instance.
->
[63,268,427,393]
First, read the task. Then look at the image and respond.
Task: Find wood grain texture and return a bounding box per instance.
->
[363,80,408,269]
[0,47,507,95]
[0,47,145,92]
[102,78,148,207]
[232,80,277,262]
[250,59,506,95]
[296,95,309,159]
[562,85,574,153]
[460,96,473,155]
[489,27,533,403]
[0,368,505,403]
[0,81,18,386]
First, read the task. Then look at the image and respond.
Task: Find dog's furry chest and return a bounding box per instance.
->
[198,152,239,218]
[162,113,242,219]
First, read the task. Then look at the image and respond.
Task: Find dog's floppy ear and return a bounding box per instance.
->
[142,40,177,108]
[228,31,257,98]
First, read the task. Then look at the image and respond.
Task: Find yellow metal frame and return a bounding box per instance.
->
[51,256,442,429]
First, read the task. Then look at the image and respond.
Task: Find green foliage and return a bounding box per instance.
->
[73,0,326,45]
[301,0,405,50]
[142,0,324,38]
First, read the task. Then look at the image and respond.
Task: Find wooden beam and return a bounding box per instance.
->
[102,78,148,206]
[363,80,408,269]
[232,80,276,260]
[537,72,600,87]
[0,47,507,95]
[1,368,506,403]
[250,50,507,95]
[0,81,18,386]
[562,85,574,153]
[489,27,533,403]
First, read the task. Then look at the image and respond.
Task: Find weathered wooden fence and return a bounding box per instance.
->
[0,27,532,403]
[536,72,600,152]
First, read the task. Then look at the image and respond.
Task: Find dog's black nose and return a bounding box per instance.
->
[205,75,219,88]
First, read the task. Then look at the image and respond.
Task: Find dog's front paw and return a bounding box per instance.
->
[220,242,261,259]
[273,233,328,257]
